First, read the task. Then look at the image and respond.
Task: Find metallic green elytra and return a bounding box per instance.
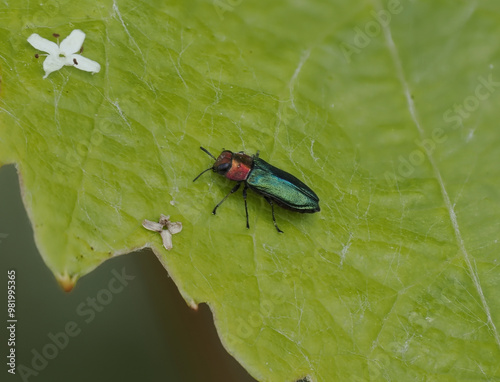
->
[193,147,320,233]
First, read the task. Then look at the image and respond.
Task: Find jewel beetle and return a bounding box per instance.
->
[193,147,320,233]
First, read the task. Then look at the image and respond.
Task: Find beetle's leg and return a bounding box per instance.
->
[212,182,241,215]
[265,197,284,233]
[242,183,250,229]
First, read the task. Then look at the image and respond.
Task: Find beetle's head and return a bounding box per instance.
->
[213,151,233,175]
[193,147,233,182]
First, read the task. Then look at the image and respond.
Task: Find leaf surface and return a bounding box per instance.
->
[1,1,500,380]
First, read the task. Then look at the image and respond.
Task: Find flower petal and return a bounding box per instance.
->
[42,54,65,78]
[60,29,85,55]
[160,230,173,250]
[70,54,101,74]
[166,221,183,235]
[27,33,59,55]
[142,219,164,232]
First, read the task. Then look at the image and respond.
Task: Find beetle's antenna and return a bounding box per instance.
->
[193,167,213,182]
[200,146,217,160]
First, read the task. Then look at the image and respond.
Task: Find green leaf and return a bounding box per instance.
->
[1,0,500,380]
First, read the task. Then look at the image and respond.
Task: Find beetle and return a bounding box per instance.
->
[193,147,320,233]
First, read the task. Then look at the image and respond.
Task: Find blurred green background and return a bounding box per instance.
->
[0,164,256,382]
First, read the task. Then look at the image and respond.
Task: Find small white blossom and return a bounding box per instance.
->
[27,29,101,78]
[142,215,183,251]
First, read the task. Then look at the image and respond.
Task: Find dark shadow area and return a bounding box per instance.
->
[0,164,256,382]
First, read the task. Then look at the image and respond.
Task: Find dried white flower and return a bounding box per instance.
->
[142,215,183,251]
[27,29,101,78]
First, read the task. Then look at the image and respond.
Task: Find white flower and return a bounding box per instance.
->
[142,214,183,251]
[27,29,101,78]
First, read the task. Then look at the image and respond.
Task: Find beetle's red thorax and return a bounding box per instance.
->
[225,152,253,181]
